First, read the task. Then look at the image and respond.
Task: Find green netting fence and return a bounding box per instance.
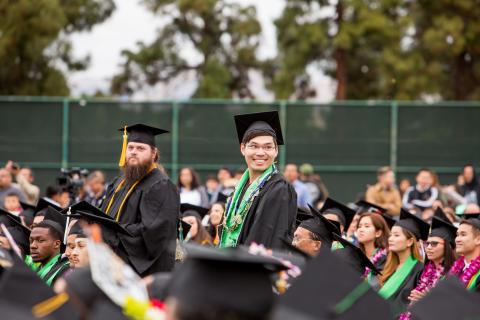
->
[1,97,480,202]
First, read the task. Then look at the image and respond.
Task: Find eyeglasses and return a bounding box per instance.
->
[292,236,318,244]
[425,240,444,248]
[245,144,276,152]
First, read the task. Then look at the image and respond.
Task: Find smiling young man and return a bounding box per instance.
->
[219,111,297,249]
[451,214,480,291]
[100,124,179,277]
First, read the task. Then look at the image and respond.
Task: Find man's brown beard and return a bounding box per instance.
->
[123,158,152,184]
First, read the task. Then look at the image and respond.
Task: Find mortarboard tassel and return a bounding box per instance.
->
[118,126,128,167]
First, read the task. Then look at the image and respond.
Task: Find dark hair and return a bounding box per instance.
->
[151,146,159,162]
[460,220,480,235]
[174,303,270,320]
[377,166,392,177]
[189,216,212,246]
[205,175,218,183]
[5,192,20,198]
[34,222,63,242]
[46,185,62,198]
[178,167,201,189]
[218,167,233,177]
[241,131,277,146]
[424,241,456,273]
[417,168,432,176]
[356,213,390,253]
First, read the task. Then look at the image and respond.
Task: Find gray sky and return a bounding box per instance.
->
[69,0,334,101]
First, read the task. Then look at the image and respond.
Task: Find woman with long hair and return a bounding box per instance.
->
[206,202,225,246]
[399,216,457,319]
[178,167,208,207]
[378,209,429,314]
[356,212,391,277]
[180,204,212,246]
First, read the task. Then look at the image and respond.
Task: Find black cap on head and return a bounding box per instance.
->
[0,255,76,319]
[167,244,286,318]
[273,247,392,320]
[321,198,356,230]
[433,207,450,222]
[410,277,480,320]
[297,205,341,247]
[457,213,480,231]
[0,208,22,228]
[34,198,62,216]
[62,201,132,236]
[118,123,169,147]
[180,203,209,220]
[68,221,87,238]
[295,206,314,228]
[234,111,284,145]
[332,234,380,276]
[41,206,67,238]
[0,225,30,256]
[395,209,430,241]
[355,200,387,214]
[430,216,457,247]
[216,192,229,204]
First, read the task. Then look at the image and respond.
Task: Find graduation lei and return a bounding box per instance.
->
[449,255,480,290]
[219,164,277,248]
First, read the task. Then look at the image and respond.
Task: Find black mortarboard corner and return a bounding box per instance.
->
[34,198,62,216]
[433,207,449,222]
[332,234,380,276]
[180,203,209,220]
[166,244,287,318]
[117,124,169,167]
[409,277,480,320]
[234,111,284,145]
[273,247,392,320]
[0,254,77,319]
[355,200,387,214]
[0,226,30,256]
[41,206,67,238]
[61,201,132,236]
[216,192,229,204]
[395,209,430,241]
[321,198,356,231]
[457,213,480,231]
[295,206,314,228]
[299,205,341,247]
[430,217,457,248]
[0,208,22,228]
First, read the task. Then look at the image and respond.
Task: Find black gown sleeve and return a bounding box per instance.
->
[119,179,179,274]
[242,180,297,249]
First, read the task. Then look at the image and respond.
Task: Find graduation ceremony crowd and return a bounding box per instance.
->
[0,111,479,320]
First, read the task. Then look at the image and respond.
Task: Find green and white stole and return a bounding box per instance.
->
[36,254,65,286]
[378,255,419,300]
[219,164,276,248]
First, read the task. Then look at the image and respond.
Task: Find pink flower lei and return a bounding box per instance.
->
[449,255,480,287]
[363,247,387,278]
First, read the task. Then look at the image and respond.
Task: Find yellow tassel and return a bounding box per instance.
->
[119,126,128,167]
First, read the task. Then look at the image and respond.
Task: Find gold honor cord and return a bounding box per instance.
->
[32,292,69,318]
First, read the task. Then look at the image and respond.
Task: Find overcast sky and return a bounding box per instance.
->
[68,0,334,101]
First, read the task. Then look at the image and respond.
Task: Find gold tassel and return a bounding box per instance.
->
[118,126,128,167]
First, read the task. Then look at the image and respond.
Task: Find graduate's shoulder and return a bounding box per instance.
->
[139,169,178,192]
[265,172,296,193]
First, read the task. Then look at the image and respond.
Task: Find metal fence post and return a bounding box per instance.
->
[61,98,70,169]
[171,101,180,182]
[390,100,398,173]
[279,100,288,170]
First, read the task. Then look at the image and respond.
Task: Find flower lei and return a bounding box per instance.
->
[399,262,445,320]
[123,297,166,320]
[449,255,480,287]
[363,247,387,278]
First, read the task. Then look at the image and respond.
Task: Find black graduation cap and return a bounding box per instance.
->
[297,205,341,248]
[180,203,209,220]
[409,276,480,320]
[332,234,380,276]
[0,254,77,319]
[62,201,132,236]
[118,123,169,147]
[0,208,22,228]
[295,206,314,227]
[273,247,392,320]
[355,200,387,214]
[320,198,356,231]
[429,217,457,248]
[41,206,67,237]
[433,207,449,222]
[395,209,430,241]
[34,198,62,216]
[68,221,87,238]
[147,272,172,301]
[234,111,284,145]
[177,219,192,240]
[20,201,35,212]
[216,192,229,204]
[167,244,287,318]
[457,213,480,231]
[0,225,31,256]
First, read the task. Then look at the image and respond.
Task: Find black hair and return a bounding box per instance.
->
[34,222,63,242]
[5,192,20,198]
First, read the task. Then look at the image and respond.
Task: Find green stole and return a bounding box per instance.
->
[378,255,419,300]
[220,165,275,248]
[36,254,64,286]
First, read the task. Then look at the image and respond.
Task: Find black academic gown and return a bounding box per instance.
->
[101,168,179,276]
[388,261,424,314]
[230,173,297,249]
